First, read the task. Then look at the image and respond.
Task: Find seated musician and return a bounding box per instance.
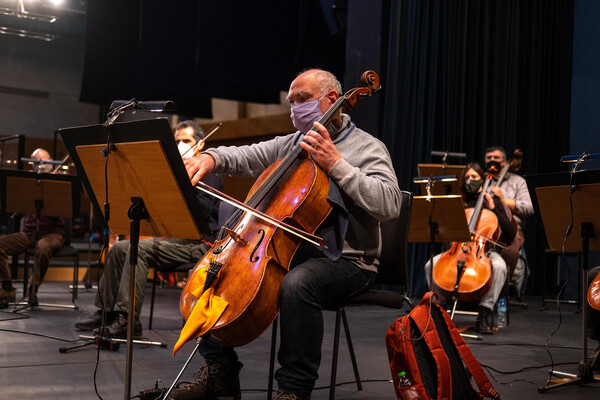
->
[74,121,223,338]
[0,148,65,307]
[424,162,516,334]
[169,69,401,400]
[484,146,534,300]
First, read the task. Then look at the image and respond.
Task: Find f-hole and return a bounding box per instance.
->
[250,229,265,262]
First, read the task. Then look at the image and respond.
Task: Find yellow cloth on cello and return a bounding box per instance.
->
[173,268,228,356]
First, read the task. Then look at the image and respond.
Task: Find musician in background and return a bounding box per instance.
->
[175,119,204,160]
[175,69,401,400]
[484,146,533,300]
[74,122,223,338]
[424,163,515,334]
[0,149,65,306]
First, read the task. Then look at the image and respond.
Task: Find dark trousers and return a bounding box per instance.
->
[96,238,210,320]
[198,257,376,396]
[0,231,64,286]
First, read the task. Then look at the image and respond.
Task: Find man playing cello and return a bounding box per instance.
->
[173,69,401,400]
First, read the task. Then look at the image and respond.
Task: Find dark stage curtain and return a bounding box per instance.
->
[379,0,574,295]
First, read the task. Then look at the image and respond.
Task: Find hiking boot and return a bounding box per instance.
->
[166,359,242,400]
[0,287,14,308]
[475,306,493,334]
[75,310,117,331]
[92,312,142,339]
[0,287,16,302]
[274,390,311,400]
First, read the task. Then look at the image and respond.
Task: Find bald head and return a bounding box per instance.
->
[31,148,51,161]
[31,148,52,172]
[286,69,342,104]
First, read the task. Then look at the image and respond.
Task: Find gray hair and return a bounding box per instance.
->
[312,69,342,96]
[296,69,342,96]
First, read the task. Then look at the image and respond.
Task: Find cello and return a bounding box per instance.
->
[175,71,381,352]
[589,273,600,311]
[432,166,504,302]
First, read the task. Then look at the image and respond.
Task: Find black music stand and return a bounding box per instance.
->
[528,173,600,392]
[59,117,211,400]
[417,164,465,195]
[0,169,81,310]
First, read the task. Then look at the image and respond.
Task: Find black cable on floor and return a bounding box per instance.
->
[0,309,30,322]
[0,326,80,342]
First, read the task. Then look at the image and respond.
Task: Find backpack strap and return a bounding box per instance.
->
[439,308,502,400]
[394,313,430,399]
[410,292,452,400]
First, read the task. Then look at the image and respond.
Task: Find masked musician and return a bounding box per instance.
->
[175,119,204,160]
[484,146,533,300]
[173,69,401,400]
[74,121,223,338]
[424,162,516,334]
[0,149,65,307]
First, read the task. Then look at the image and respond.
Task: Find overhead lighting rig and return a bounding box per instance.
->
[0,0,60,41]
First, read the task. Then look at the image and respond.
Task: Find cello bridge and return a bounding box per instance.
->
[222,227,249,246]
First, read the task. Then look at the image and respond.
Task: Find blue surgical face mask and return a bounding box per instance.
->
[290,96,324,134]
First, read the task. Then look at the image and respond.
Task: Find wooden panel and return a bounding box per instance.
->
[200,113,294,142]
[6,177,73,217]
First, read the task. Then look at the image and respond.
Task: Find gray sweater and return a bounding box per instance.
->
[205,114,401,272]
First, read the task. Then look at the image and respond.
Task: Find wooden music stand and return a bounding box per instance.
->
[534,181,600,392]
[0,169,81,310]
[59,117,211,400]
[417,164,465,195]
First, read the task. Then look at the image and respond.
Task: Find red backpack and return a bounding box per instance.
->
[385,292,501,400]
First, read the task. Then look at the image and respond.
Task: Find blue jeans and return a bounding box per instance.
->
[198,257,376,396]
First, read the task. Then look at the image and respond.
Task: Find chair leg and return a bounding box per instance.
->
[267,316,278,400]
[23,252,29,296]
[330,308,343,400]
[341,307,362,390]
[149,269,157,330]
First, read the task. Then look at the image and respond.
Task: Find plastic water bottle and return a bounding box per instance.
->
[397,371,413,387]
[497,297,507,328]
[396,371,421,399]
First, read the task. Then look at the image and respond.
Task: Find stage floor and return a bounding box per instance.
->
[1,282,599,399]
